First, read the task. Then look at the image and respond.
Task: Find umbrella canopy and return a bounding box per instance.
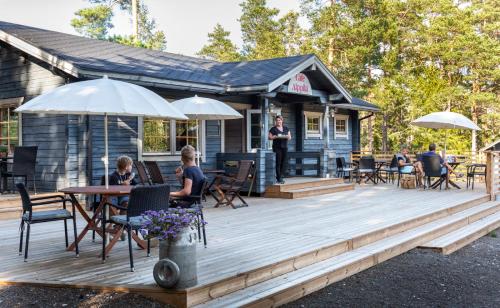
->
[171,95,243,120]
[411,111,480,130]
[16,76,187,188]
[171,96,242,165]
[16,77,187,119]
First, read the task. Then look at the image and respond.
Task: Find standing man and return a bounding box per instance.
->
[268,115,291,184]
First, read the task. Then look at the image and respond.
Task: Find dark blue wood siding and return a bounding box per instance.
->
[90,116,138,185]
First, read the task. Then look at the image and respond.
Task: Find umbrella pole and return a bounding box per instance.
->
[444,130,447,158]
[196,119,200,166]
[104,114,109,189]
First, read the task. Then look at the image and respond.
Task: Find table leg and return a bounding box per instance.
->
[67,195,105,251]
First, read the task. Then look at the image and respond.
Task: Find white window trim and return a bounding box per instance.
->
[304,111,323,139]
[334,114,349,139]
[246,109,278,152]
[0,97,23,147]
[138,118,206,162]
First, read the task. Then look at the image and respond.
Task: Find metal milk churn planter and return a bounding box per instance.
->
[153,227,198,289]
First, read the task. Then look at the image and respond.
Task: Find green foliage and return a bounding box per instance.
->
[71,5,113,39]
[72,0,166,51]
[197,24,242,62]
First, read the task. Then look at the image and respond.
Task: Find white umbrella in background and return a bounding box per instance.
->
[171,95,243,165]
[411,111,481,156]
[16,76,187,188]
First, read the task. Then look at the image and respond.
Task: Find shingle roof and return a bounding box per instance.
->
[351,97,380,111]
[0,21,313,88]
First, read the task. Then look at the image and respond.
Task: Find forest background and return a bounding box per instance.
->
[71,0,499,154]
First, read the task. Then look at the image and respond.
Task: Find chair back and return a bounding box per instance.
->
[190,178,208,205]
[133,161,151,185]
[127,184,170,218]
[145,161,165,184]
[422,155,442,177]
[16,182,32,212]
[390,155,399,169]
[336,157,346,170]
[12,146,37,175]
[359,157,375,170]
[235,160,254,182]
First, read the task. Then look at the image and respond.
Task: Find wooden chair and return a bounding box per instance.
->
[1,146,38,193]
[133,160,151,185]
[145,161,168,184]
[17,183,78,261]
[210,160,253,209]
[107,184,171,271]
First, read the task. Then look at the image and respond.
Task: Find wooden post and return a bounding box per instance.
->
[323,104,330,149]
[260,97,269,150]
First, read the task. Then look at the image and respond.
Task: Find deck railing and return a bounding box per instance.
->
[287,151,321,177]
[486,151,500,200]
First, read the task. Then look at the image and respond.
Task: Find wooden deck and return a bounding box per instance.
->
[0,183,494,307]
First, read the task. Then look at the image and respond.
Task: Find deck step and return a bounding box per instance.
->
[419,203,500,255]
[265,183,354,199]
[264,178,345,194]
[194,200,498,307]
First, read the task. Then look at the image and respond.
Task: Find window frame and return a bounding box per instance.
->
[334,114,349,139]
[246,109,278,152]
[304,111,323,139]
[140,117,206,161]
[0,98,23,153]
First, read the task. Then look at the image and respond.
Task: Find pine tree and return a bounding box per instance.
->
[197,24,241,62]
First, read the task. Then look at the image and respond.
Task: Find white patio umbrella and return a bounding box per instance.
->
[15,76,187,188]
[171,95,243,165]
[411,111,481,155]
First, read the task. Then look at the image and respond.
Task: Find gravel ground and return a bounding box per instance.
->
[1,230,499,308]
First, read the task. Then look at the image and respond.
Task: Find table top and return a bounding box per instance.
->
[60,185,133,195]
[203,169,225,174]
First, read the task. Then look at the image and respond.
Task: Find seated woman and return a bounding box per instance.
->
[108,155,137,213]
[396,146,423,186]
[170,145,205,208]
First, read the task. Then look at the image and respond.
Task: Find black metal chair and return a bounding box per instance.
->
[356,157,376,184]
[133,160,151,185]
[108,184,170,272]
[422,155,446,190]
[396,156,419,188]
[2,146,38,193]
[17,183,78,261]
[379,155,399,184]
[336,157,355,182]
[145,161,168,184]
[187,178,209,247]
[466,163,486,190]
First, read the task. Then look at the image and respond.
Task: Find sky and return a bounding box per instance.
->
[0,0,304,56]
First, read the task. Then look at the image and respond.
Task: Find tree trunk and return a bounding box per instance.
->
[382,113,388,152]
[132,0,139,40]
[368,116,373,152]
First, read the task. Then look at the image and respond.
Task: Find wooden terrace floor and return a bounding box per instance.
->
[0,182,489,306]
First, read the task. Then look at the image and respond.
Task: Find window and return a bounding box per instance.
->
[304,111,322,139]
[246,109,277,152]
[334,114,349,139]
[142,118,203,157]
[175,120,198,152]
[143,119,170,153]
[0,104,19,153]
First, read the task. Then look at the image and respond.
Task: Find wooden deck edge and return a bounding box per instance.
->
[238,209,480,308]
[264,183,354,199]
[420,217,500,255]
[351,194,490,249]
[0,279,188,308]
[185,240,351,306]
[265,178,345,193]
[184,194,489,306]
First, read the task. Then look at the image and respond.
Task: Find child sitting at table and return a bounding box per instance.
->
[109,155,137,208]
[170,145,205,208]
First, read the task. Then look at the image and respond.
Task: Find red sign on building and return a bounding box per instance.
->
[288,73,312,96]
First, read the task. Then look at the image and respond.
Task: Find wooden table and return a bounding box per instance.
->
[430,162,461,190]
[61,185,145,261]
[203,169,226,196]
[374,160,388,183]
